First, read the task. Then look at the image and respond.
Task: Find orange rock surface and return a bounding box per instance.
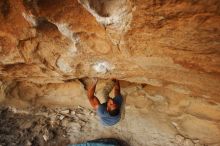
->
[0,0,220,145]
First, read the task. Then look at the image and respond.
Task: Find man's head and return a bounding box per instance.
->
[107,98,120,116]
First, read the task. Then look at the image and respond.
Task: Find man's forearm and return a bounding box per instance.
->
[87,81,100,109]
[87,83,96,99]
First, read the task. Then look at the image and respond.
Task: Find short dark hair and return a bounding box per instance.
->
[108,107,120,116]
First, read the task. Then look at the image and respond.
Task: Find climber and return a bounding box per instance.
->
[87,78,123,126]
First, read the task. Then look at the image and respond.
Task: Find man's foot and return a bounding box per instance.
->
[92,77,98,84]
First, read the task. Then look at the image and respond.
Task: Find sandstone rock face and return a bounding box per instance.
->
[0,0,220,145]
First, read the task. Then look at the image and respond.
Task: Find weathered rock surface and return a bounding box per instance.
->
[0,0,220,145]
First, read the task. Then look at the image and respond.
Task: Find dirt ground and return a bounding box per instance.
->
[0,105,132,146]
[0,106,69,146]
[0,105,200,146]
[0,105,165,146]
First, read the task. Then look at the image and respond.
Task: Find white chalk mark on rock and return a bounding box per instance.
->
[54,24,79,73]
[56,23,79,44]
[93,61,114,74]
[56,43,77,73]
[22,12,38,26]
[55,23,79,59]
[67,43,77,56]
[56,57,73,73]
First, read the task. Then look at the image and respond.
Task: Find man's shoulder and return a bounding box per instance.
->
[97,103,107,116]
[97,102,107,110]
[114,95,123,105]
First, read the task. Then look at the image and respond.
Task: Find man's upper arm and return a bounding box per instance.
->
[87,85,100,110]
[88,95,100,110]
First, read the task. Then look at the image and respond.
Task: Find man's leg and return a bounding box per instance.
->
[114,80,121,97]
[102,79,115,101]
[114,79,126,121]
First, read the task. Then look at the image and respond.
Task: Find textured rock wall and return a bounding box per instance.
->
[0,0,220,145]
[0,0,219,100]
